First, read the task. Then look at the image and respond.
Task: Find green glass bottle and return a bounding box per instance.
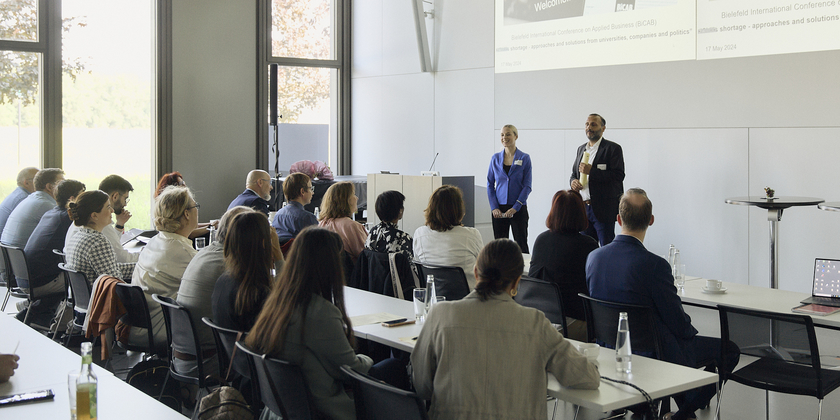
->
[76,341,98,420]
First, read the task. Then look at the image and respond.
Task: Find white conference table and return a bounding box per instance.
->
[344,286,718,413]
[0,314,186,419]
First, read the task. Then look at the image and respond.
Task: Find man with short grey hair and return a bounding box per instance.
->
[1,168,65,248]
[227,170,273,215]
[0,167,39,239]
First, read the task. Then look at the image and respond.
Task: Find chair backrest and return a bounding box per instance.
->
[0,244,16,288]
[52,248,66,263]
[236,341,313,420]
[153,294,206,384]
[59,263,91,312]
[578,293,663,359]
[717,304,833,397]
[114,283,156,351]
[515,276,567,333]
[353,249,414,299]
[3,244,33,298]
[340,365,428,420]
[412,261,470,301]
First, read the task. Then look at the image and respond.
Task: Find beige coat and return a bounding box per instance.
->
[411,290,600,420]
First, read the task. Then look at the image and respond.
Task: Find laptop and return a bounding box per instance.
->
[800,258,840,307]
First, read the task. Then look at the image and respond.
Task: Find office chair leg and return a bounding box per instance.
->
[550,397,558,420]
[714,381,726,420]
[818,398,823,420]
[158,372,172,400]
[573,404,580,420]
[1,289,10,311]
[52,301,68,341]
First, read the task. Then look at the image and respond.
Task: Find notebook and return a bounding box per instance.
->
[800,258,840,307]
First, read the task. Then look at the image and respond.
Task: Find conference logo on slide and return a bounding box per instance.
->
[503,0,676,25]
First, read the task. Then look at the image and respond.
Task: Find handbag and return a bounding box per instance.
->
[197,332,253,420]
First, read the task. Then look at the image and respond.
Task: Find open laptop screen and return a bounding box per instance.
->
[813,258,840,298]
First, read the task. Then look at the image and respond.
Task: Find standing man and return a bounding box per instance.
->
[227,170,273,215]
[570,113,624,246]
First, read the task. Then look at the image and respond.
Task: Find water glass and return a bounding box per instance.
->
[413,288,427,323]
[194,237,206,250]
[68,371,79,420]
[674,263,686,292]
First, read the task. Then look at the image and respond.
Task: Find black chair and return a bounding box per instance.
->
[113,283,160,356]
[202,317,261,411]
[340,365,428,420]
[153,294,214,416]
[578,293,663,359]
[58,263,92,346]
[0,244,29,313]
[412,261,470,301]
[2,244,46,329]
[515,276,568,335]
[351,249,416,300]
[236,341,315,420]
[716,304,840,420]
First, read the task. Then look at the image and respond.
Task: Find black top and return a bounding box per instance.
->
[23,207,72,288]
[528,230,598,320]
[503,164,511,175]
[211,273,269,333]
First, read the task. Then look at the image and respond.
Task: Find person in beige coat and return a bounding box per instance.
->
[411,238,600,420]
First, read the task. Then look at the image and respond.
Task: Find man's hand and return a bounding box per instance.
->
[116,209,132,226]
[503,208,517,218]
[571,179,583,191]
[492,209,503,218]
[579,162,592,175]
[0,354,20,383]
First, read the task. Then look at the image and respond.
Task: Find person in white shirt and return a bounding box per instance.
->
[127,185,199,353]
[65,175,138,263]
[413,185,483,289]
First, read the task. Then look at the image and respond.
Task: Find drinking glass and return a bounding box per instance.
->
[674,263,686,292]
[413,288,427,323]
[68,371,79,420]
[194,237,206,250]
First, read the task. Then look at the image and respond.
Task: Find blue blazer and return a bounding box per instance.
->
[487,148,532,211]
[586,235,698,366]
[227,189,270,215]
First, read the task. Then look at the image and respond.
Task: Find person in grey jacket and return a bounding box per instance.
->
[411,239,600,420]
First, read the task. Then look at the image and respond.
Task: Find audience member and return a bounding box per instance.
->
[365,190,413,258]
[65,190,136,283]
[245,227,406,420]
[227,170,272,215]
[528,190,597,341]
[412,239,600,420]
[21,179,86,324]
[318,181,367,263]
[66,175,137,263]
[0,354,19,383]
[127,186,199,352]
[176,206,253,376]
[0,167,38,237]
[154,171,185,198]
[1,168,65,248]
[271,172,317,244]
[587,188,738,420]
[413,185,483,288]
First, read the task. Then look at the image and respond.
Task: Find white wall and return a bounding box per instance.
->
[171,0,257,221]
[351,0,840,294]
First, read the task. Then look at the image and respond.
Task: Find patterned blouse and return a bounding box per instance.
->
[365,221,413,259]
[65,226,135,284]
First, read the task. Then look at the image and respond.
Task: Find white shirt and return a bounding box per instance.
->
[580,137,602,202]
[65,221,139,263]
[413,225,484,289]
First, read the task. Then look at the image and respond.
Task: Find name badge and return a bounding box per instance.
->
[514,160,523,166]
[597,164,607,170]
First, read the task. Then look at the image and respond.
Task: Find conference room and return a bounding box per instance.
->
[3,0,840,419]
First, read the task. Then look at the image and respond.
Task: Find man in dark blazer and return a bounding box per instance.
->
[570,113,624,246]
[227,170,272,215]
[587,188,738,420]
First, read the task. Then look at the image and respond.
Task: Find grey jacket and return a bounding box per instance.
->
[411,290,600,420]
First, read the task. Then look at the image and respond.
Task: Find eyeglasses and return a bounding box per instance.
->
[188,202,200,210]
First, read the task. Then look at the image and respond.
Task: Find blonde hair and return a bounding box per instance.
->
[319,181,355,221]
[154,185,195,232]
[502,124,518,138]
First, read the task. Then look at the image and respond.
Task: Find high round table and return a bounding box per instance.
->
[817,202,840,212]
[725,196,824,289]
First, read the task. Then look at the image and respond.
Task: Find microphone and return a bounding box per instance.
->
[428,153,439,171]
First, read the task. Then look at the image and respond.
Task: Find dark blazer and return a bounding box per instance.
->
[528,230,598,320]
[227,189,270,215]
[569,138,625,224]
[586,235,698,366]
[24,207,72,289]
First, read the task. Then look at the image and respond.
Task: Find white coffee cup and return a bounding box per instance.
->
[706,279,722,291]
[577,343,600,362]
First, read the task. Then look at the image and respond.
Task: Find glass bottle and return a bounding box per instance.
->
[314,207,320,219]
[425,274,436,313]
[615,312,632,374]
[209,225,217,243]
[77,342,98,420]
[668,244,676,267]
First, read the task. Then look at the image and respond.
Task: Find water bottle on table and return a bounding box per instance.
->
[616,312,632,374]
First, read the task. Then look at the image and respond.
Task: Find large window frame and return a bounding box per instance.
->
[256,0,352,175]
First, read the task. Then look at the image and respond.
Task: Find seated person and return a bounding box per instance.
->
[127,186,199,351]
[155,171,216,238]
[1,168,65,248]
[22,179,86,323]
[365,190,413,258]
[65,190,136,283]
[66,175,137,263]
[413,185,483,289]
[227,170,272,215]
[175,206,253,376]
[245,228,407,420]
[0,167,38,237]
[528,190,597,341]
[411,239,600,420]
[271,172,317,244]
[587,188,739,420]
[318,181,367,263]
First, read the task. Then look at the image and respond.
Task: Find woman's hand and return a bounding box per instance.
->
[492,209,503,218]
[504,208,517,218]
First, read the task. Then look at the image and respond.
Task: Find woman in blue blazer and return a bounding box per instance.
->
[487,124,532,253]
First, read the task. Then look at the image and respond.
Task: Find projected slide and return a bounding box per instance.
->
[496,0,840,72]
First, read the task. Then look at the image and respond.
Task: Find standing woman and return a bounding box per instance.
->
[487,124,532,253]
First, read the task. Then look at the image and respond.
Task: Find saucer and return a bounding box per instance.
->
[701,287,727,294]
